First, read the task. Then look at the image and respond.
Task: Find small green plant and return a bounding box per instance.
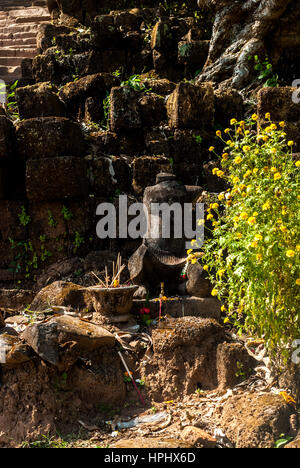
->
[61,205,73,221]
[0,80,19,120]
[249,55,279,87]
[47,210,57,228]
[121,74,151,93]
[73,231,84,253]
[151,406,158,414]
[235,361,247,379]
[275,435,293,448]
[21,433,69,449]
[18,206,31,226]
[193,133,202,144]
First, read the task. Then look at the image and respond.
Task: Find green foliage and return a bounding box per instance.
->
[275,435,293,448]
[47,210,57,228]
[73,231,84,253]
[61,205,73,221]
[249,55,279,87]
[121,74,151,93]
[193,116,300,361]
[21,433,68,449]
[0,80,20,120]
[18,206,31,226]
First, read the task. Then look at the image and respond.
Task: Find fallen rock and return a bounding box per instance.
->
[181,426,216,448]
[0,289,35,313]
[37,258,84,288]
[30,281,93,313]
[16,82,66,119]
[220,393,296,448]
[140,317,227,401]
[217,342,257,390]
[112,437,191,449]
[15,117,85,160]
[21,315,115,371]
[0,333,33,368]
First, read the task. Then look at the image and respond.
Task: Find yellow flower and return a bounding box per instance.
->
[221,305,226,312]
[288,141,294,146]
[217,269,225,277]
[211,289,218,297]
[262,135,268,142]
[217,170,224,177]
[236,233,242,239]
[239,121,245,127]
[244,170,252,178]
[216,130,222,137]
[245,130,250,135]
[218,193,225,201]
[270,124,277,130]
[224,128,230,134]
[222,152,229,160]
[226,140,233,146]
[296,279,300,286]
[286,250,295,258]
[279,225,287,232]
[297,245,300,252]
[203,265,209,271]
[243,145,250,152]
[230,118,237,125]
[265,112,271,119]
[279,121,285,127]
[209,146,215,152]
[252,114,258,121]
[270,167,277,173]
[234,156,243,164]
[212,168,219,175]
[254,234,263,241]
[212,203,219,210]
[187,249,193,255]
[240,212,248,220]
[274,172,281,180]
[247,216,257,226]
[270,148,277,154]
[253,168,259,174]
[256,253,262,261]
[207,214,214,220]
[253,212,259,217]
[224,317,230,324]
[295,161,300,168]
[262,201,271,210]
[251,241,258,248]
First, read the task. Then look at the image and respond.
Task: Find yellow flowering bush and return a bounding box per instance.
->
[199,115,300,360]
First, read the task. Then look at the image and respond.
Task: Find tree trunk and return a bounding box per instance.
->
[196,0,293,90]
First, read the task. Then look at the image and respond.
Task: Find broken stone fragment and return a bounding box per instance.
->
[16,82,66,120]
[167,82,214,129]
[219,393,297,448]
[15,117,85,160]
[181,426,217,448]
[30,281,93,313]
[0,332,34,368]
[21,315,115,371]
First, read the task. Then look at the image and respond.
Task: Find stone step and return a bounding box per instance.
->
[0,48,36,57]
[0,23,38,34]
[0,37,36,46]
[0,31,37,39]
[0,56,32,66]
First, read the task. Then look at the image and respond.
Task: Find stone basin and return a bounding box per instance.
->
[89,285,139,317]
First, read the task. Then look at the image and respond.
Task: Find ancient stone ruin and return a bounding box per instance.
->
[0,0,299,450]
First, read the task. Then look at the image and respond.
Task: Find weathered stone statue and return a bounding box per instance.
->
[128,173,210,296]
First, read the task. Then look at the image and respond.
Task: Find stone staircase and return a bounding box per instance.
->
[0,0,50,83]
